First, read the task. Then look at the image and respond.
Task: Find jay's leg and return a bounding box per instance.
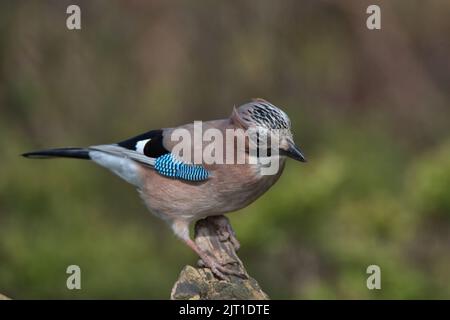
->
[171,219,243,280]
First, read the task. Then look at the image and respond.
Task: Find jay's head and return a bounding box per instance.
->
[231,99,307,162]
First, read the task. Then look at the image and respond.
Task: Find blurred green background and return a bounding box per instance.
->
[1,0,449,299]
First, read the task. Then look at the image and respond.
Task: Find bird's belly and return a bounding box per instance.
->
[139,162,284,222]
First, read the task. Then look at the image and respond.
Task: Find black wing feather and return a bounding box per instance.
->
[117,129,169,158]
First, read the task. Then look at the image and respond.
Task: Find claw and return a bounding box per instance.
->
[183,220,246,281]
[198,254,247,280]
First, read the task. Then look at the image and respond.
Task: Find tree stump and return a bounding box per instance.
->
[171,215,269,300]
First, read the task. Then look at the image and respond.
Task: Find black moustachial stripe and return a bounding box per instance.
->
[118,129,169,158]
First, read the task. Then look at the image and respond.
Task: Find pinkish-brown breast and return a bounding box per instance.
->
[138,157,286,223]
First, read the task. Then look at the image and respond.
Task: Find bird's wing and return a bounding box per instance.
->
[161,119,235,164]
[91,129,209,182]
[117,129,169,159]
[89,144,156,167]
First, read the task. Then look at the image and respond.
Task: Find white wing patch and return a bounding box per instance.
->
[136,139,150,154]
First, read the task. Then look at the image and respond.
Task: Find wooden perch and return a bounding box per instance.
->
[171,215,269,300]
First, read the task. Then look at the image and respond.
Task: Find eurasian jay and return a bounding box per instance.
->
[23,99,306,279]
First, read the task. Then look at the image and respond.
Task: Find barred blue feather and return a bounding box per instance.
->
[154,153,209,181]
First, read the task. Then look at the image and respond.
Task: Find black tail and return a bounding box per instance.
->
[22,147,90,160]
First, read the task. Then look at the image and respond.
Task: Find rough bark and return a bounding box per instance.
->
[171,215,269,300]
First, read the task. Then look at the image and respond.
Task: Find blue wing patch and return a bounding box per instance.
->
[154,153,209,181]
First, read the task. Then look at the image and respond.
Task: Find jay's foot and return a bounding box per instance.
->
[184,219,246,281]
[197,252,247,280]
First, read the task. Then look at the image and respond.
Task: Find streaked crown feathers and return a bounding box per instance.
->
[233,99,292,131]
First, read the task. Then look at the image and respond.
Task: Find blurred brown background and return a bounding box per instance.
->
[0,0,449,299]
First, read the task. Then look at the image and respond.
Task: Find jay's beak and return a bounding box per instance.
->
[284,140,307,162]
